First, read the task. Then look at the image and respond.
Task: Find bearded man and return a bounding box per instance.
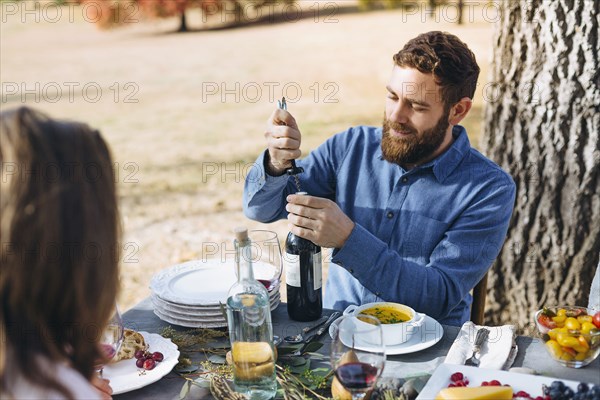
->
[243,31,516,326]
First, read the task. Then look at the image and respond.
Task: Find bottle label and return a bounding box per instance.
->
[313,252,322,291]
[285,253,301,287]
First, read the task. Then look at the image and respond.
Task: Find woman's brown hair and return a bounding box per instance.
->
[0,107,120,398]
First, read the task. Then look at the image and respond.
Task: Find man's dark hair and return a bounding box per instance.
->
[393,31,480,109]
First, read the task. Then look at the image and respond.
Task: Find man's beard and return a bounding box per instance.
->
[381,109,450,167]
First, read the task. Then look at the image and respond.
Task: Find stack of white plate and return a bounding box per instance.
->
[150,259,281,328]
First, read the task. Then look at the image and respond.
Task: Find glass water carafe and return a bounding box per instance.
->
[226,227,277,400]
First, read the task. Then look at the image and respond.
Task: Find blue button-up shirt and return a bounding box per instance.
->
[244,125,515,326]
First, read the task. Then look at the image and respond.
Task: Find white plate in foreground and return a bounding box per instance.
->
[417,363,583,399]
[103,332,179,395]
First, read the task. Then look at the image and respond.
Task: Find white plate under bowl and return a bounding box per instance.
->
[330,314,443,355]
[417,363,586,400]
[103,332,179,395]
[150,259,279,306]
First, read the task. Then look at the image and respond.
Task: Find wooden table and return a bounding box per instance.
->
[114,298,600,399]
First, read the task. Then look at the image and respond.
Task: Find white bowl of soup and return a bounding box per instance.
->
[343,302,425,346]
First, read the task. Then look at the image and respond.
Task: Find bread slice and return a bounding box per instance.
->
[114,329,147,362]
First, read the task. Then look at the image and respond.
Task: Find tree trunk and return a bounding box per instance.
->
[481,0,600,332]
[457,0,464,25]
[178,11,187,32]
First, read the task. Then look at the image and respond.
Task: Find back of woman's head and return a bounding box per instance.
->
[0,107,120,398]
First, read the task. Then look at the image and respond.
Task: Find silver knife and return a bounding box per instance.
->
[292,311,341,356]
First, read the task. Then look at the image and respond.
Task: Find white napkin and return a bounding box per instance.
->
[445,321,518,370]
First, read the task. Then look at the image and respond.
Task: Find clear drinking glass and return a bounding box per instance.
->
[330,314,386,400]
[246,230,283,292]
[96,306,124,375]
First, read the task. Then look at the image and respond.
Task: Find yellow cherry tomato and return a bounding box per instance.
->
[575,351,588,361]
[545,340,563,358]
[581,322,596,335]
[565,317,581,331]
[578,335,590,350]
[559,351,574,361]
[557,308,567,317]
[553,315,567,325]
[556,334,580,349]
[548,329,558,340]
[577,315,593,324]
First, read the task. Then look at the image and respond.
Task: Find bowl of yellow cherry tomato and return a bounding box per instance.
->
[535,306,600,368]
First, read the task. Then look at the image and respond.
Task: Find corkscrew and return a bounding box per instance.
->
[277,97,304,192]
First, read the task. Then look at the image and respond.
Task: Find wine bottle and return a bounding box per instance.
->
[285,193,323,321]
[226,227,277,400]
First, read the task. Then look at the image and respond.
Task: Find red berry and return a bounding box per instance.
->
[534,397,544,400]
[464,379,469,385]
[482,381,489,386]
[134,350,145,360]
[135,358,145,368]
[152,351,164,362]
[143,358,156,370]
[516,391,530,398]
[448,383,456,388]
[450,372,464,382]
[456,381,466,387]
[490,380,501,386]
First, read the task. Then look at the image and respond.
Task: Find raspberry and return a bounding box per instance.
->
[455,381,466,387]
[490,380,501,386]
[482,381,489,386]
[450,372,464,382]
[448,383,456,388]
[516,391,530,398]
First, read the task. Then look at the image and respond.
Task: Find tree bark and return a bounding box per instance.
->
[481,0,600,332]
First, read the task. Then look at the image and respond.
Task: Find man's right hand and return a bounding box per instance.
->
[264,109,301,176]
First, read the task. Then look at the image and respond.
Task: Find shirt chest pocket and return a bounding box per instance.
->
[395,212,450,263]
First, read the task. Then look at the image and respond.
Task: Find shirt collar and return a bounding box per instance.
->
[376,125,471,182]
[429,125,470,182]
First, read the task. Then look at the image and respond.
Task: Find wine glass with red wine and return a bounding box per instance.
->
[246,230,283,292]
[96,306,124,375]
[330,314,385,400]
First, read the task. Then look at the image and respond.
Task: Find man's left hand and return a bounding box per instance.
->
[286,194,354,248]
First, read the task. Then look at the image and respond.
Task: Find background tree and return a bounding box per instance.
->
[481,0,599,331]
[80,0,295,31]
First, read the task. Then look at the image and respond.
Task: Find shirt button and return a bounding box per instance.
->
[349,268,354,274]
[376,292,381,297]
[402,177,408,183]
[387,211,394,219]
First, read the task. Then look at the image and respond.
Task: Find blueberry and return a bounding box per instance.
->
[573,393,584,400]
[564,388,574,398]
[591,385,600,398]
[549,389,563,400]
[552,381,566,392]
[579,383,590,393]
